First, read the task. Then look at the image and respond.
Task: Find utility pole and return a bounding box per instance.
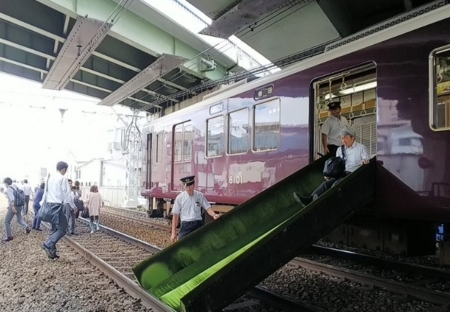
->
[120,109,143,208]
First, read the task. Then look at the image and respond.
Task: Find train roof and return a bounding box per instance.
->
[143,3,450,128]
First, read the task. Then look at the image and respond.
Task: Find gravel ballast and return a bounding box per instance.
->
[0,200,152,312]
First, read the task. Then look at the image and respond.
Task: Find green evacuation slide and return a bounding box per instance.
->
[132,156,376,312]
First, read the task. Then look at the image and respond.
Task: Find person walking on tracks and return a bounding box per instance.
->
[171,175,221,242]
[3,177,31,241]
[41,161,77,259]
[32,182,45,231]
[22,179,33,216]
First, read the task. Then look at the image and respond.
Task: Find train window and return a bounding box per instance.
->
[209,102,223,115]
[228,109,249,154]
[155,133,163,163]
[206,116,224,157]
[430,46,450,131]
[173,121,193,162]
[253,99,280,152]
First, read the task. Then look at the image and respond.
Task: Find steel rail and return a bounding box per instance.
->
[290,258,450,307]
[308,245,450,281]
[101,210,171,232]
[36,214,173,311]
[63,233,174,312]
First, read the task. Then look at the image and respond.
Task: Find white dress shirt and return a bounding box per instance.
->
[336,141,370,173]
[41,173,75,209]
[172,190,211,222]
[322,115,349,146]
[23,184,33,196]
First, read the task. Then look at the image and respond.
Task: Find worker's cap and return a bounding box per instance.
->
[180,175,195,186]
[340,126,356,138]
[56,161,69,171]
[327,101,341,110]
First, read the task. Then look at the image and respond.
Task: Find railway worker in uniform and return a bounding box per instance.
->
[321,101,349,155]
[41,161,77,259]
[171,176,221,242]
[294,126,370,206]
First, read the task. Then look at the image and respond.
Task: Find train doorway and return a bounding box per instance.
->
[312,63,378,159]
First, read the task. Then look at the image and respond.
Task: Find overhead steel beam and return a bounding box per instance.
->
[43,16,111,90]
[157,77,196,95]
[0,12,64,42]
[141,88,179,104]
[0,38,55,61]
[99,54,186,106]
[0,56,48,74]
[200,0,300,38]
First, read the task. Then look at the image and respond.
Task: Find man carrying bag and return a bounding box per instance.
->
[39,161,77,259]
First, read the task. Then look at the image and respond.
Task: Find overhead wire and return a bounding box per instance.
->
[119,0,333,110]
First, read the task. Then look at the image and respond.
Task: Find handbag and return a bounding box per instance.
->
[38,174,64,223]
[81,206,89,218]
[323,145,346,178]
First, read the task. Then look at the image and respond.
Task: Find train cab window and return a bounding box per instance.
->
[228,109,249,154]
[253,99,280,152]
[155,133,163,163]
[430,46,450,131]
[206,116,224,157]
[174,121,193,162]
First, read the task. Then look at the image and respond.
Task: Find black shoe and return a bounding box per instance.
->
[35,228,43,231]
[42,244,57,259]
[25,227,31,234]
[3,237,13,242]
[70,232,78,236]
[293,192,312,207]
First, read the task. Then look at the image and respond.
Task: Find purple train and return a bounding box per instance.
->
[141,3,450,255]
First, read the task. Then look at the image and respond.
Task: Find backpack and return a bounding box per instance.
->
[10,186,25,207]
[323,146,346,178]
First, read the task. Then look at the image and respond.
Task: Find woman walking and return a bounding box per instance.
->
[87,185,102,233]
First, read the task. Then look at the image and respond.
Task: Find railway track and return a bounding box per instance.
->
[39,211,312,312]
[101,206,450,310]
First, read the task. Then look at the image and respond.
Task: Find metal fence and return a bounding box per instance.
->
[80,186,125,208]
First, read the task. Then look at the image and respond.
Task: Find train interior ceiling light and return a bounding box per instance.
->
[43,17,111,90]
[340,82,377,95]
[99,54,186,107]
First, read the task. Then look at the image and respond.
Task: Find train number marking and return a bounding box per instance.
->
[229,175,243,184]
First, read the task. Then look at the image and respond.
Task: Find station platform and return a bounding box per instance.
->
[132,156,377,312]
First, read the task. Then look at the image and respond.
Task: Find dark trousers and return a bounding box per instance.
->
[44,207,67,249]
[178,220,203,239]
[32,205,41,229]
[311,172,349,199]
[327,145,339,156]
[24,195,30,215]
[311,178,338,198]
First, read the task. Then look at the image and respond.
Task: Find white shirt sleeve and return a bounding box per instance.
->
[360,144,370,160]
[172,195,181,215]
[200,193,211,210]
[62,178,75,208]
[321,119,330,136]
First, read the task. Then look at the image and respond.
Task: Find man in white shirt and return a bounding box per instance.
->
[294,126,370,206]
[22,179,33,216]
[321,101,349,155]
[41,161,77,259]
[171,175,220,242]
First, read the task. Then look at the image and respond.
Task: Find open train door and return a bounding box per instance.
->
[171,121,195,193]
[312,62,378,160]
